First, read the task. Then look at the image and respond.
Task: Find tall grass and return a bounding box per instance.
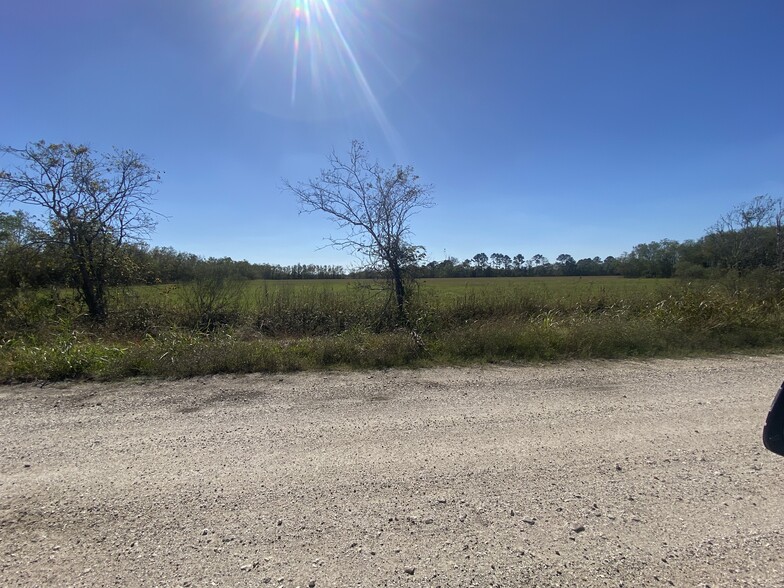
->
[2,276,783,381]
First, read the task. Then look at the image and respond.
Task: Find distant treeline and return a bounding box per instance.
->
[2,196,782,289]
[0,215,347,288]
[414,227,780,279]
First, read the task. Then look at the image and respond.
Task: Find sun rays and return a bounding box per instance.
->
[240,0,400,147]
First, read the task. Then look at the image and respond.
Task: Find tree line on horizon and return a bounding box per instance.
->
[1,140,782,325]
[2,193,783,288]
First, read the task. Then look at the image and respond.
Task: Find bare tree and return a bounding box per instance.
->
[285,141,433,320]
[0,141,161,321]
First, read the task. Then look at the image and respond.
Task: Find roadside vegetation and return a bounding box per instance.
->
[1,274,783,381]
[1,140,783,381]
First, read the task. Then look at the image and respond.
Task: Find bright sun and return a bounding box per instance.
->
[235,0,414,143]
[254,0,367,105]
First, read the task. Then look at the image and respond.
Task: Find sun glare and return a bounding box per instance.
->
[236,0,410,147]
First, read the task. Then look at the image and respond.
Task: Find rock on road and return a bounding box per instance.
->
[2,356,784,587]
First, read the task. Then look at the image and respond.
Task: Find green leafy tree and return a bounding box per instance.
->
[0,210,49,289]
[530,254,548,272]
[490,252,509,270]
[556,253,577,275]
[619,239,680,278]
[472,252,489,270]
[575,257,601,276]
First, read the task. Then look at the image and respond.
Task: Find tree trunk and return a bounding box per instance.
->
[75,254,107,323]
[390,262,406,322]
[69,228,108,323]
[79,268,106,321]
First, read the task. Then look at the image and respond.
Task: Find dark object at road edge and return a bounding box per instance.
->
[763,381,784,456]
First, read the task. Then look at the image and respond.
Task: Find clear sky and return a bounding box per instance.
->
[1,0,783,267]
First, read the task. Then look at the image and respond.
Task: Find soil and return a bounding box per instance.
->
[2,355,784,587]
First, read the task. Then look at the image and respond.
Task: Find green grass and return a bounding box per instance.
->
[2,276,783,381]
[419,275,671,296]
[132,276,670,300]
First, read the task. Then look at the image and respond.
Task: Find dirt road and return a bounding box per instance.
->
[2,356,784,587]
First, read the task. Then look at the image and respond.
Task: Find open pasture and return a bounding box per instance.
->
[133,275,677,308]
[419,276,673,301]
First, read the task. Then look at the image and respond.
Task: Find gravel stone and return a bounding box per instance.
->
[571,524,586,533]
[1,356,782,587]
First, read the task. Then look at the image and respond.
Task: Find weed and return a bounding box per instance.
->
[2,276,783,381]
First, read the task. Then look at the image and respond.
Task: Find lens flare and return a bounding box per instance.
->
[237,0,413,149]
[290,0,306,103]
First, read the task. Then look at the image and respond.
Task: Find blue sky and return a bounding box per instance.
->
[1,0,782,267]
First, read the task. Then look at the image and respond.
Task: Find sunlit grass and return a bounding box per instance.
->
[2,276,782,381]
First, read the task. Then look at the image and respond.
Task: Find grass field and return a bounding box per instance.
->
[135,275,671,295]
[1,276,782,381]
[129,276,677,316]
[423,275,671,294]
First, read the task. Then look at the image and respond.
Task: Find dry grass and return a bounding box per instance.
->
[2,276,783,381]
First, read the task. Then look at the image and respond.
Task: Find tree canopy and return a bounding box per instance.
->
[0,141,161,320]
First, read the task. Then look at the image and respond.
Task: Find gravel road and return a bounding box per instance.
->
[2,356,784,587]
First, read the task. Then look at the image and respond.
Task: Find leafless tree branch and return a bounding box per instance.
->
[284,140,433,320]
[0,140,162,321]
